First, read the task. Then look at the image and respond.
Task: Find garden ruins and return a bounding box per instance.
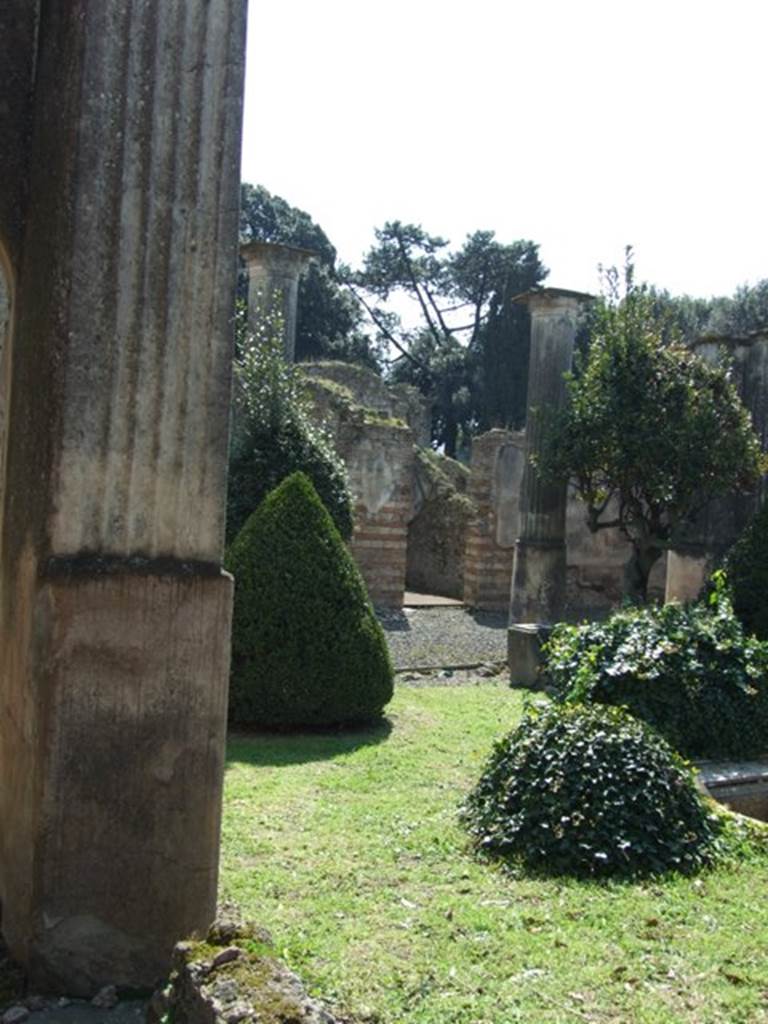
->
[1,0,767,1012]
[249,240,768,625]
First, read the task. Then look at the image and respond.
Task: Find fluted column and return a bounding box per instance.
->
[241,240,314,361]
[0,0,246,995]
[508,289,590,684]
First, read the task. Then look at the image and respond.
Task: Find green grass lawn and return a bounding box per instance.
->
[220,684,768,1024]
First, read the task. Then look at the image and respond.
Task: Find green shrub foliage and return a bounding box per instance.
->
[227,412,353,544]
[225,472,393,728]
[462,703,720,878]
[723,501,768,640]
[544,593,768,759]
[227,302,353,544]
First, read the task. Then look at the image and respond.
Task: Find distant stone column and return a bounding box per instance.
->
[241,241,314,361]
[0,0,246,996]
[665,329,768,602]
[508,289,591,684]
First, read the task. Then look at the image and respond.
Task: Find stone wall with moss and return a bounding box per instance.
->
[301,364,417,607]
[302,361,431,445]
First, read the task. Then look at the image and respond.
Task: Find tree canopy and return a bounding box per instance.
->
[348,221,547,454]
[538,256,765,601]
[647,279,768,342]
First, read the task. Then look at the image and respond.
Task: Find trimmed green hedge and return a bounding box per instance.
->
[462,703,720,878]
[225,472,393,728]
[544,594,768,759]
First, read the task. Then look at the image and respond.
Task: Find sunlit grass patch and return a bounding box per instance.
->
[221,685,768,1024]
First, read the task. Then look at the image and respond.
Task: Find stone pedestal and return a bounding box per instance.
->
[241,241,315,361]
[508,289,591,682]
[508,623,552,689]
[0,0,246,994]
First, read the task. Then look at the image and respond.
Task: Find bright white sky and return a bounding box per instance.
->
[241,0,767,300]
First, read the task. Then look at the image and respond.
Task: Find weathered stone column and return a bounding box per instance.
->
[508,289,591,684]
[241,241,314,361]
[0,0,246,996]
[665,330,768,602]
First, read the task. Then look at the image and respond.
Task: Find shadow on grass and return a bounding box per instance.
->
[226,716,393,767]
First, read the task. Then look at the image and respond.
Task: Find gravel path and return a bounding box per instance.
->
[377,606,508,671]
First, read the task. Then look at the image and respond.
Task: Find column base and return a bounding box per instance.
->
[510,539,566,624]
[508,623,552,690]
[1,568,233,996]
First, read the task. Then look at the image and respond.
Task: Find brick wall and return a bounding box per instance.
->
[463,430,524,611]
[336,421,415,608]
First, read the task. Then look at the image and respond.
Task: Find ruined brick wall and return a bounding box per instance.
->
[300,366,421,607]
[463,430,524,611]
[302,361,431,445]
[337,420,414,607]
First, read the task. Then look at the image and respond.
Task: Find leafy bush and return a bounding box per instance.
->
[462,703,720,878]
[544,592,768,759]
[722,502,768,641]
[225,472,393,728]
[226,303,353,543]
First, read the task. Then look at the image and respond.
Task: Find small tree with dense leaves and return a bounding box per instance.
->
[538,255,764,602]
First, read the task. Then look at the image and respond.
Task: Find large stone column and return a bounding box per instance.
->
[241,241,314,361]
[0,0,246,995]
[508,289,591,684]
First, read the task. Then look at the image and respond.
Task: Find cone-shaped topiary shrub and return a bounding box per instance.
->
[225,471,393,728]
[462,703,720,878]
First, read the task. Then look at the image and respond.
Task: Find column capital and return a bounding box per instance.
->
[240,240,315,277]
[512,286,594,318]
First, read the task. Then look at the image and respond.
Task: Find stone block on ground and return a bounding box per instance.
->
[147,906,338,1024]
[508,623,551,690]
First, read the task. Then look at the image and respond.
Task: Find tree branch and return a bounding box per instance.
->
[393,233,444,344]
[346,282,430,374]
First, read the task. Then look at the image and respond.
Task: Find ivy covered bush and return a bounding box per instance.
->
[462,703,720,878]
[226,303,353,543]
[544,591,768,759]
[722,501,768,641]
[225,472,393,729]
